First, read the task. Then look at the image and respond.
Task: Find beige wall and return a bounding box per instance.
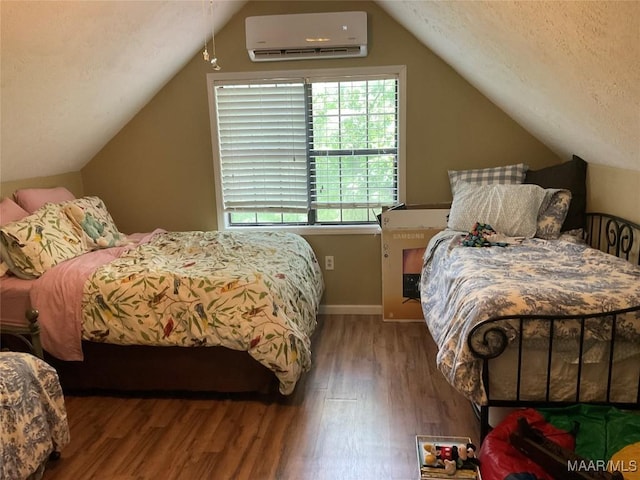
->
[0,171,84,199]
[80,0,565,306]
[587,164,640,225]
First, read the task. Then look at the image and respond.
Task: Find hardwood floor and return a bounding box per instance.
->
[43,314,480,480]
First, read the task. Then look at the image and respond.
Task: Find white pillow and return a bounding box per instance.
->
[448,183,548,238]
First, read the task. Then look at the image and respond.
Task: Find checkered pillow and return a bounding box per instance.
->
[448,163,528,196]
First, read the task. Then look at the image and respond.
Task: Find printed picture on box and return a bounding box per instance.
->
[402,247,425,302]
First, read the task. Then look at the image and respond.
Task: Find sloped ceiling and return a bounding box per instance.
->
[0,0,244,182]
[376,0,640,172]
[1,1,638,183]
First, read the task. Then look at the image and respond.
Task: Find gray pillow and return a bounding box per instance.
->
[448,183,548,238]
[448,163,528,196]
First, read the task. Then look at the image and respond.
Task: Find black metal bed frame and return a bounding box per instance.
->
[468,213,640,440]
[0,308,43,358]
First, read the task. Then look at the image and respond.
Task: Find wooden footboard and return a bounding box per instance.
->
[469,213,640,440]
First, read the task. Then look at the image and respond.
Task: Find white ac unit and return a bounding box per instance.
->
[245,11,368,62]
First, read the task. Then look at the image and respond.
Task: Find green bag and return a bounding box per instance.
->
[538,404,640,461]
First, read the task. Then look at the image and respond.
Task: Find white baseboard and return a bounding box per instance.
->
[319,304,382,315]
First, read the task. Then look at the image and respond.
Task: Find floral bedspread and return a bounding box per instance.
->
[81,231,324,395]
[420,230,640,405]
[0,352,70,480]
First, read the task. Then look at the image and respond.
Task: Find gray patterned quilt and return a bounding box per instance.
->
[420,230,640,405]
[0,352,70,480]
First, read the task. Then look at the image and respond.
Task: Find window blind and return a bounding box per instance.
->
[214,81,309,212]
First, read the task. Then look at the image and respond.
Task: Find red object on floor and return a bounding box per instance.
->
[478,408,575,480]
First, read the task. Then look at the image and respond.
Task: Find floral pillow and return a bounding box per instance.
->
[62,196,127,250]
[536,189,572,240]
[0,203,87,279]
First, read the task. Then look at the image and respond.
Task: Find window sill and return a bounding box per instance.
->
[221,224,382,236]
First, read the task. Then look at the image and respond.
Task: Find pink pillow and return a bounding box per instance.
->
[13,187,76,213]
[0,197,29,226]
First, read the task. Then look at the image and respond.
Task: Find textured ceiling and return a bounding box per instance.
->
[0,0,244,182]
[1,1,639,183]
[376,0,640,172]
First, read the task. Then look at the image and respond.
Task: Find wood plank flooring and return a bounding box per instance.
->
[43,314,480,480]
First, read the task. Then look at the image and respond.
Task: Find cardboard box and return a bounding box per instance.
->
[381,205,449,321]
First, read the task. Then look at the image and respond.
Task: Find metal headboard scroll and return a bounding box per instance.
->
[586,213,640,266]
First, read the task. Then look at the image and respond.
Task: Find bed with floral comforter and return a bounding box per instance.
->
[0,197,324,395]
[0,352,70,480]
[32,230,324,395]
[420,229,640,406]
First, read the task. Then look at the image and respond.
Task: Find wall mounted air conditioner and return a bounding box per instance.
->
[245,11,368,62]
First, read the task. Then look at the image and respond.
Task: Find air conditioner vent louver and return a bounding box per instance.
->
[246,12,368,62]
[251,46,366,62]
[319,46,362,55]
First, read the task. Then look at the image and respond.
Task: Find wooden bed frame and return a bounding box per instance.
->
[468,212,640,440]
[1,300,283,396]
[1,317,280,394]
[0,287,285,394]
[44,342,279,394]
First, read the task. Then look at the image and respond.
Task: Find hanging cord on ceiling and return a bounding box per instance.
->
[202,0,221,70]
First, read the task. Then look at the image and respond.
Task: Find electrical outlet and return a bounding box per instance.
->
[325,255,334,271]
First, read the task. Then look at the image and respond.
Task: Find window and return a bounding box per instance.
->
[207,66,405,231]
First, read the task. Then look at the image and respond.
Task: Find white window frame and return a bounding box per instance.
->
[206,65,407,235]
